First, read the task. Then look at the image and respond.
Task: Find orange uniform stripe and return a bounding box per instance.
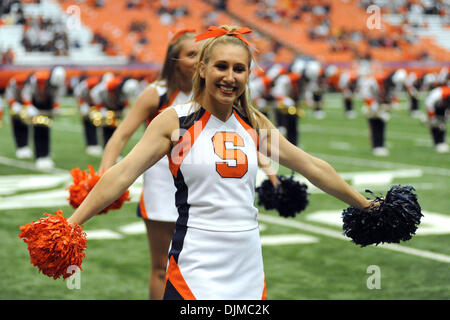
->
[441,86,450,99]
[165,255,196,300]
[262,281,267,300]
[168,110,211,178]
[139,192,149,220]
[233,109,259,151]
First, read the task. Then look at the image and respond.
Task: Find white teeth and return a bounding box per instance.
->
[220,85,234,92]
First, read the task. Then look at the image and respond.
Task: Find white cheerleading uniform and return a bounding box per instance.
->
[163,102,266,300]
[138,84,192,222]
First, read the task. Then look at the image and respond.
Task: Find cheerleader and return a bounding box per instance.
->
[98,29,201,299]
[66,25,371,300]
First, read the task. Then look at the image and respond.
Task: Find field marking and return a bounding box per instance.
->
[305,210,450,236]
[258,213,450,264]
[301,123,430,141]
[0,156,66,173]
[330,141,353,151]
[261,234,319,246]
[0,174,143,210]
[117,221,146,235]
[90,221,319,246]
[0,169,439,209]
[0,173,70,195]
[0,155,68,174]
[312,153,450,177]
[85,229,123,240]
[256,168,436,196]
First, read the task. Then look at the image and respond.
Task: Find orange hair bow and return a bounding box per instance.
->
[195,26,258,52]
[171,28,196,42]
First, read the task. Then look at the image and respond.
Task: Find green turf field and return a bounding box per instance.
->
[0,93,448,300]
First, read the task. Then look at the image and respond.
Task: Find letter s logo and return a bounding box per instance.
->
[212,132,248,178]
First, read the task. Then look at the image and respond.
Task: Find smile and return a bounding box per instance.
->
[217,84,236,94]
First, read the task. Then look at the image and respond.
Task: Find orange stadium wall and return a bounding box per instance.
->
[0,65,160,91]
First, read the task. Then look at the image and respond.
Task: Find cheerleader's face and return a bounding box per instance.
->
[176,38,201,80]
[200,43,250,109]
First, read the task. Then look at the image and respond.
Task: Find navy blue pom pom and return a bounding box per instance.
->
[342,185,423,247]
[256,178,278,210]
[256,175,309,218]
[275,175,309,218]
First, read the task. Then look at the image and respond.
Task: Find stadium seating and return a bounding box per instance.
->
[0,0,127,65]
[57,0,233,63]
[226,0,450,63]
[1,0,449,66]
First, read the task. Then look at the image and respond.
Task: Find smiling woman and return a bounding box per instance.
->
[198,43,249,117]
[192,26,258,127]
[21,25,377,300]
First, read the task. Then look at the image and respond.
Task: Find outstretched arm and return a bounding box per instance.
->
[67,108,179,225]
[100,85,161,170]
[256,112,370,210]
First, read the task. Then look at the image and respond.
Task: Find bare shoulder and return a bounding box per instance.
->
[134,84,161,111]
[146,107,180,141]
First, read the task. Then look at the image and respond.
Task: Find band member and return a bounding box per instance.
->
[21,66,66,168]
[338,69,359,118]
[425,85,449,153]
[5,73,33,158]
[360,68,407,156]
[73,75,103,156]
[90,75,140,147]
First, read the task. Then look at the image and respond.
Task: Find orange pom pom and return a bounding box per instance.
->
[18,210,87,280]
[67,165,131,214]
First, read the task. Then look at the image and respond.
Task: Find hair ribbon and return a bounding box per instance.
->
[170,28,196,42]
[195,26,258,52]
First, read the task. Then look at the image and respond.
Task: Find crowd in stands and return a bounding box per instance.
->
[1,0,448,64]
[244,0,443,61]
[359,0,450,28]
[359,0,449,17]
[1,48,15,64]
[22,17,70,55]
[1,0,27,24]
[1,0,71,57]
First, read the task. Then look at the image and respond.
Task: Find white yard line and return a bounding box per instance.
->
[258,214,450,264]
[0,155,68,174]
[312,153,450,177]
[301,124,430,141]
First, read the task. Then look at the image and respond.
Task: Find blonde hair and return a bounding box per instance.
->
[158,31,196,97]
[191,25,260,130]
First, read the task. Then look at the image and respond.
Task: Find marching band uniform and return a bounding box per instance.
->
[338,70,359,118]
[90,75,139,147]
[21,66,66,168]
[73,75,102,156]
[360,69,407,156]
[5,73,33,159]
[425,85,449,153]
